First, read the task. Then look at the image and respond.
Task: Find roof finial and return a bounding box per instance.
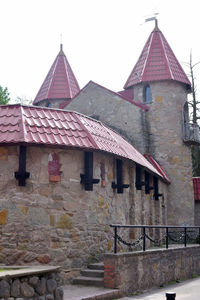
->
[145,13,159,29]
[60,34,63,52]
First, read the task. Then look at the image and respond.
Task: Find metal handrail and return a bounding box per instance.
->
[110,224,200,253]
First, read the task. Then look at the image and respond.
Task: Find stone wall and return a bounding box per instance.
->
[0,145,167,281]
[67,81,147,154]
[134,81,194,225]
[104,246,200,295]
[0,268,62,299]
[66,80,194,226]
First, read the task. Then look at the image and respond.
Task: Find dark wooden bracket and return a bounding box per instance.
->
[135,164,145,190]
[144,171,154,194]
[15,145,30,186]
[153,176,163,200]
[80,152,100,191]
[112,159,129,194]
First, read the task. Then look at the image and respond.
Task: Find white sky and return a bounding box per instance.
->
[0,0,200,102]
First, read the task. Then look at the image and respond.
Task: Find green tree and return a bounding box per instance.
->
[0,86,10,105]
[184,52,200,176]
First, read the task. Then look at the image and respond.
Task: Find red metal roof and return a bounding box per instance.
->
[59,81,149,111]
[33,44,80,105]
[0,104,165,179]
[124,25,191,89]
[144,154,170,184]
[193,177,200,200]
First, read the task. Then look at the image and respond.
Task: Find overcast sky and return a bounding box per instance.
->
[0,0,200,102]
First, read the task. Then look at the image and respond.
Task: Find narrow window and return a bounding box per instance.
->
[144,85,152,103]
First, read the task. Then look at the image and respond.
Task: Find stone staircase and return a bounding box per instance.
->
[73,262,104,287]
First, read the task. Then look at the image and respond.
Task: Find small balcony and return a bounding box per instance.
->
[183,122,200,145]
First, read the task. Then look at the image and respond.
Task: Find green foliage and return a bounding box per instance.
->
[0,86,10,105]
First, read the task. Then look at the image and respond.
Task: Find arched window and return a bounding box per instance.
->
[143,85,152,103]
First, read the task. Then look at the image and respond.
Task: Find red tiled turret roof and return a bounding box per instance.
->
[124,25,191,89]
[33,44,80,105]
[0,104,168,181]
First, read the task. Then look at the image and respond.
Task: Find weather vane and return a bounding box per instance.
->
[145,12,159,27]
[140,12,159,27]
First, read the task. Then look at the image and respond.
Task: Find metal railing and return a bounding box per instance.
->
[110,224,200,254]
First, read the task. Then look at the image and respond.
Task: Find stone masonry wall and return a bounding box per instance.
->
[0,271,63,299]
[0,145,167,281]
[134,81,194,225]
[67,81,147,153]
[104,246,200,295]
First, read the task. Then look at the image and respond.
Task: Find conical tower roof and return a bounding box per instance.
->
[124,24,191,89]
[33,44,80,105]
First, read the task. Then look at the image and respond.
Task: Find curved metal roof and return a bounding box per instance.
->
[0,104,166,180]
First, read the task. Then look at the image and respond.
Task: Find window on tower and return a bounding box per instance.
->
[143,85,152,103]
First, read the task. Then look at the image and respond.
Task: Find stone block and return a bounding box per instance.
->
[46,279,57,293]
[55,287,63,300]
[0,209,7,225]
[37,254,51,264]
[0,147,8,160]
[35,278,47,295]
[29,276,39,287]
[20,206,29,215]
[11,279,20,297]
[20,282,34,297]
[0,279,10,297]
[46,295,54,300]
[56,214,72,229]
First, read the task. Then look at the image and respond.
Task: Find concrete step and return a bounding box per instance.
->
[73,276,104,287]
[87,262,104,270]
[81,269,104,278]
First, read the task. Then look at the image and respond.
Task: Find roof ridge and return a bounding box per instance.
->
[141,31,154,81]
[47,55,59,98]
[159,31,174,80]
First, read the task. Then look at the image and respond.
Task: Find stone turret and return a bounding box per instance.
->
[124,23,194,225]
[33,44,80,108]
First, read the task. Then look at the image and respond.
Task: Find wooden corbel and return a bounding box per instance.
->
[135,164,145,190]
[144,171,154,194]
[153,176,163,200]
[112,159,129,194]
[15,145,30,186]
[80,152,100,191]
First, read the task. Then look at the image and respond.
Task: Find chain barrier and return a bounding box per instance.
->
[116,233,143,247]
[145,233,166,246]
[111,225,200,253]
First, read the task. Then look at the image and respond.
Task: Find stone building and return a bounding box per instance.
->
[0,19,198,282]
[33,22,196,226]
[0,104,168,280]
